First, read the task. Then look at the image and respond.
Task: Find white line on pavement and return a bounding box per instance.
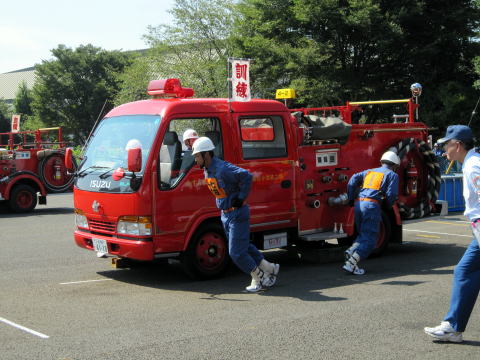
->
[403,229,472,237]
[0,317,49,339]
[59,279,113,285]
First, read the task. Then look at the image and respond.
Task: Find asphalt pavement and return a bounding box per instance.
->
[1,193,480,359]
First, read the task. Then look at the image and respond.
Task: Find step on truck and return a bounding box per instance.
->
[65,78,441,278]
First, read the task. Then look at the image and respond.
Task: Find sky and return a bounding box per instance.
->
[0,0,176,74]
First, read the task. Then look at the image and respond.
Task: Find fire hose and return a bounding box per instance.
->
[390,138,441,219]
[37,150,75,193]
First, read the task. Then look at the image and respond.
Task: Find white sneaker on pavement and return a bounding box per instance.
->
[342,261,365,275]
[424,321,463,343]
[245,278,264,293]
[263,263,280,287]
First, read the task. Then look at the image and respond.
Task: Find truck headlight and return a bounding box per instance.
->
[117,216,152,236]
[74,209,89,229]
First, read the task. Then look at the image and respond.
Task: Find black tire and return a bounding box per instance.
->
[181,222,230,280]
[8,184,37,213]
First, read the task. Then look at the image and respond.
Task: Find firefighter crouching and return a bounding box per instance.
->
[192,137,280,292]
[344,151,400,275]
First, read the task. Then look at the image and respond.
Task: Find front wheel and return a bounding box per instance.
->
[9,184,37,213]
[181,222,230,279]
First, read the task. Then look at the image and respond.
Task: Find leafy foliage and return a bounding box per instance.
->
[12,81,42,130]
[234,0,480,131]
[0,100,12,133]
[31,44,132,144]
[115,0,236,104]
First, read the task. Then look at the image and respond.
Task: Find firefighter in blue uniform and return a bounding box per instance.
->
[192,137,280,292]
[343,151,400,275]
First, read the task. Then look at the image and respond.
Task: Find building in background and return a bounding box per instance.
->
[0,67,36,105]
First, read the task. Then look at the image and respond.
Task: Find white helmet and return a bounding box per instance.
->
[125,138,142,150]
[183,128,199,142]
[192,137,215,155]
[381,151,400,165]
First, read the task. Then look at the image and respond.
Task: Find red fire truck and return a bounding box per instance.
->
[65,79,441,278]
[0,127,74,212]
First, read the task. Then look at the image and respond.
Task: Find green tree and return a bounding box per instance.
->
[13,81,33,116]
[12,81,43,131]
[31,44,132,144]
[115,0,236,105]
[0,100,12,133]
[234,0,480,129]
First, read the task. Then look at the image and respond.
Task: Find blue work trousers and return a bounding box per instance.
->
[444,238,480,332]
[221,205,263,274]
[351,201,381,259]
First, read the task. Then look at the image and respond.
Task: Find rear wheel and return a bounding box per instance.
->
[370,211,391,256]
[338,210,391,257]
[9,184,37,213]
[181,222,230,279]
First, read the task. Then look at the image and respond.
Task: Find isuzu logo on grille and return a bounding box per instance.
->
[92,200,101,213]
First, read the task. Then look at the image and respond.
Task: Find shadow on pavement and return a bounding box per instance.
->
[96,240,465,302]
[433,340,480,347]
[0,205,73,217]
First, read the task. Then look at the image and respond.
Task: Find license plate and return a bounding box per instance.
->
[263,232,287,250]
[92,238,108,254]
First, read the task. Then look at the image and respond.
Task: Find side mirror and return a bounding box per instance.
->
[127,148,142,173]
[65,147,74,171]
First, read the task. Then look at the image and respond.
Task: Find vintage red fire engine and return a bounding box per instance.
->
[0,127,74,212]
[65,78,441,278]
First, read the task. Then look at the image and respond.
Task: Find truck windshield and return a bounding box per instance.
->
[75,115,161,193]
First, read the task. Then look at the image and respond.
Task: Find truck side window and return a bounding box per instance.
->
[240,116,287,159]
[158,117,222,190]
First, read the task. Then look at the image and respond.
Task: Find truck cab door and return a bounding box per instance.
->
[232,113,296,231]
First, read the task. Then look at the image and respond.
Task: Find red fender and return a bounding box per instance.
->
[180,210,223,251]
[4,173,47,200]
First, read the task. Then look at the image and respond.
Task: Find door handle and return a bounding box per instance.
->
[281,180,291,188]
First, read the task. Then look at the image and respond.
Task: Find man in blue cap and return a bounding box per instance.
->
[425,125,479,343]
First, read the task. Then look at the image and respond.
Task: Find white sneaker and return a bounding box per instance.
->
[424,321,463,343]
[342,261,365,275]
[245,279,264,293]
[263,263,280,287]
[345,248,354,261]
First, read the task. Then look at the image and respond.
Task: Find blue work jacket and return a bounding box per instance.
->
[204,157,252,210]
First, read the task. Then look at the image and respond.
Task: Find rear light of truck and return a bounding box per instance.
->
[117,216,152,236]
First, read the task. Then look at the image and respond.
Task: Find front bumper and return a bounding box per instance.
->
[74,230,154,261]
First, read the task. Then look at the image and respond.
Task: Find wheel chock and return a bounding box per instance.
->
[111,257,130,269]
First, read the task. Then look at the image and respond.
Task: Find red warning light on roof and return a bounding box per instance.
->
[147,78,194,98]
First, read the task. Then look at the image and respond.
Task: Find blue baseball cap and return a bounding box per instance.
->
[437,125,474,145]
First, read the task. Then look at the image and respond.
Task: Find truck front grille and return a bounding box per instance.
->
[89,219,116,233]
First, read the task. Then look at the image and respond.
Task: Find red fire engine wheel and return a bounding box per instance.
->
[8,184,37,213]
[340,210,392,256]
[181,223,230,279]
